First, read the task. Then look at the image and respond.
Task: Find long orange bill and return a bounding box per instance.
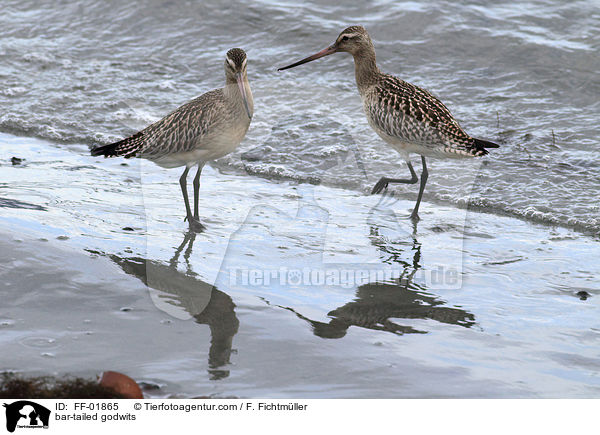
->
[278,45,337,71]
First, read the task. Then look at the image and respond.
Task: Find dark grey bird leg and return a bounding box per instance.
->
[179,166,192,220]
[180,167,206,232]
[410,156,428,221]
[371,160,418,194]
[193,163,205,220]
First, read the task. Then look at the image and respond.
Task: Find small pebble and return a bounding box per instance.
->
[576,291,590,301]
[122,227,134,231]
[56,235,69,240]
[11,157,23,165]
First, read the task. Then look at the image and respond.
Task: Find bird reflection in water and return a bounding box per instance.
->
[273,205,475,338]
[281,270,475,339]
[109,232,239,380]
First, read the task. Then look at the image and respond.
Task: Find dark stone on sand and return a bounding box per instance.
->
[11,157,23,165]
[576,291,590,301]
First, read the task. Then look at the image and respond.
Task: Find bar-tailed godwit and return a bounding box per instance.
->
[279,26,498,220]
[92,48,253,231]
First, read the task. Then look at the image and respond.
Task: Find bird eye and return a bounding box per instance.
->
[342,36,349,41]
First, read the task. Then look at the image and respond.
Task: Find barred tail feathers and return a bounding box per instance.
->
[91,131,144,158]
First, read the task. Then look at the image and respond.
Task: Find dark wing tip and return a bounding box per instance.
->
[90,142,118,157]
[91,131,144,158]
[474,138,500,149]
[90,145,106,156]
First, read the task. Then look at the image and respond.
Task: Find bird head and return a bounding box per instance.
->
[225,48,252,119]
[278,25,372,71]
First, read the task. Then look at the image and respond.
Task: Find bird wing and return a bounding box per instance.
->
[136,89,226,158]
[365,75,484,156]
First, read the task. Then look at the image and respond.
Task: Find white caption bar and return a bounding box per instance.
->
[1,399,598,434]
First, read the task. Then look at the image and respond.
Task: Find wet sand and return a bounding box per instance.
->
[1,133,599,398]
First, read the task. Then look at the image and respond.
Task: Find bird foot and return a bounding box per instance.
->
[410,212,420,222]
[371,178,389,195]
[184,216,206,232]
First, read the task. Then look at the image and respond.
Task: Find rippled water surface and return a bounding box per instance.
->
[1,0,599,232]
[1,0,599,398]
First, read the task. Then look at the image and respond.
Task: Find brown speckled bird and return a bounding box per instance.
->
[279,26,499,220]
[92,48,253,232]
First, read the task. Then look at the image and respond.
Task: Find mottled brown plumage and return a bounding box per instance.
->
[92,48,253,231]
[93,89,244,166]
[279,26,499,220]
[367,75,491,157]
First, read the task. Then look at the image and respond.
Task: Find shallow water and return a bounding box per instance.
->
[0,0,598,233]
[0,1,599,398]
[1,133,600,398]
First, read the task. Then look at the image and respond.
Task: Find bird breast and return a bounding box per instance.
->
[196,112,250,161]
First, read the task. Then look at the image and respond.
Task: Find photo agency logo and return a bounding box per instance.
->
[3,401,50,432]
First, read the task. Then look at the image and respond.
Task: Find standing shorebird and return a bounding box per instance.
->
[92,48,253,232]
[279,26,499,220]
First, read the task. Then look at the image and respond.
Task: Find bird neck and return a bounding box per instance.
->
[352,46,380,91]
[224,73,254,116]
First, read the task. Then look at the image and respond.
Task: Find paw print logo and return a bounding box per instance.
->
[287,269,302,286]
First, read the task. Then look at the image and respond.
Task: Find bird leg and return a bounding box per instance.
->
[192,163,205,220]
[371,160,418,195]
[179,166,205,232]
[179,166,192,218]
[410,156,428,221]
